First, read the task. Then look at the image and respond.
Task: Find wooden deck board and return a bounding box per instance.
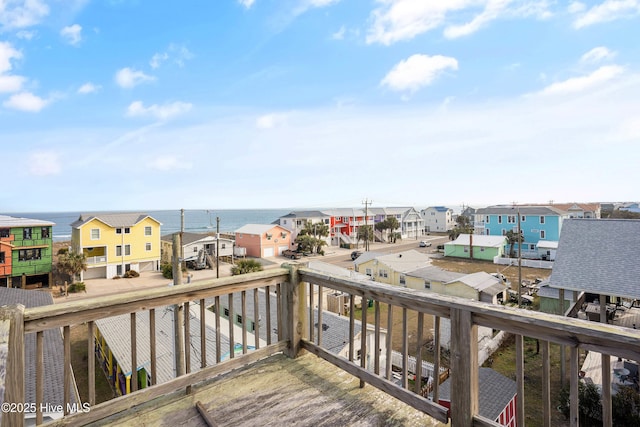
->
[91,352,444,427]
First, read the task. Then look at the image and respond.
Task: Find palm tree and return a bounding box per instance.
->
[57,251,87,285]
[386,217,400,243]
[356,225,373,248]
[231,259,263,275]
[506,230,522,258]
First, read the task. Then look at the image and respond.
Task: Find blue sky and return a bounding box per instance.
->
[1,0,639,213]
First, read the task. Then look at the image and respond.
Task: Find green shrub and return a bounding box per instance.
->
[161,263,173,279]
[68,282,86,293]
[57,247,69,255]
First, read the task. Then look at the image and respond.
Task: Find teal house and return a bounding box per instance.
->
[444,234,507,261]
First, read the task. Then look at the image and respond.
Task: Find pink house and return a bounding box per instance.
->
[234,224,292,258]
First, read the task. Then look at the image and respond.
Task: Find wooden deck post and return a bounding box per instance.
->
[0,304,25,427]
[283,263,304,358]
[449,307,478,427]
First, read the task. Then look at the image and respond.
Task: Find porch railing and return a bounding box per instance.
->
[0,264,639,426]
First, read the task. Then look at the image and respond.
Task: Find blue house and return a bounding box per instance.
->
[474,205,568,258]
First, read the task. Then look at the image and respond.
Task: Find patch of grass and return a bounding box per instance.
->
[70,324,115,405]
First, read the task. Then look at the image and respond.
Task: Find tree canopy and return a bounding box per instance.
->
[295,221,329,254]
[56,251,87,284]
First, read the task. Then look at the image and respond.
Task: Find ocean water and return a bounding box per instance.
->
[4,209,292,242]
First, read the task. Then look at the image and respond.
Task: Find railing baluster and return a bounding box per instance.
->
[402,307,408,389]
[228,293,235,359]
[570,346,579,427]
[433,315,440,403]
[602,353,612,427]
[215,296,221,364]
[130,313,137,393]
[374,300,380,375]
[199,299,207,368]
[36,330,43,425]
[541,340,551,427]
[253,289,260,350]
[516,334,524,427]
[309,283,315,343]
[317,285,323,347]
[360,294,368,388]
[88,321,96,406]
[64,325,71,415]
[348,293,355,362]
[385,303,393,381]
[276,283,282,341]
[184,302,191,376]
[150,308,157,385]
[415,312,423,395]
[265,286,272,345]
[449,308,478,426]
[241,290,247,354]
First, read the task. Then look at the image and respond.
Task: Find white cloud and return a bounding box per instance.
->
[149,52,168,69]
[16,30,36,40]
[149,44,193,69]
[0,74,25,92]
[572,0,640,29]
[444,0,511,39]
[0,0,49,30]
[568,1,586,13]
[3,91,48,112]
[238,0,255,8]
[0,41,22,73]
[28,150,61,176]
[332,25,346,40]
[60,24,82,46]
[78,82,100,94]
[580,46,616,64]
[256,113,288,129]
[534,65,625,96]
[126,100,193,120]
[381,54,458,93]
[367,0,552,44]
[148,155,192,171]
[114,67,155,88]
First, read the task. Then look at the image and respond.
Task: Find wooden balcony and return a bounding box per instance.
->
[1,264,639,426]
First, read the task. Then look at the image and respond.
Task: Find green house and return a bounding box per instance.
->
[0,215,55,288]
[444,234,507,261]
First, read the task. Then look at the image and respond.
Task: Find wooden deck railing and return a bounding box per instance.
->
[1,264,639,427]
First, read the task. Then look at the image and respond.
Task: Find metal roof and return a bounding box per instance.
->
[408,265,465,282]
[0,214,55,227]
[372,250,432,274]
[438,367,517,421]
[548,219,640,299]
[448,272,505,294]
[0,288,76,408]
[446,234,507,248]
[475,205,567,216]
[234,224,288,235]
[71,212,161,228]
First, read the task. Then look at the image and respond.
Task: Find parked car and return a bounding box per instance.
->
[282,249,302,259]
[419,241,432,247]
[351,251,363,260]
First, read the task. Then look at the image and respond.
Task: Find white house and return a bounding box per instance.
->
[420,206,454,232]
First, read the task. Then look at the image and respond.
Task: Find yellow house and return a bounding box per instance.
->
[71,213,162,279]
[354,250,431,288]
[431,271,506,304]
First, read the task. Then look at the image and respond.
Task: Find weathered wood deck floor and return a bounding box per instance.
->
[92,352,444,427]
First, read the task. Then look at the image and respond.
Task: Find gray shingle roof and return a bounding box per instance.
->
[407,265,465,282]
[548,219,640,299]
[71,212,160,228]
[438,367,516,421]
[279,211,330,219]
[475,205,566,216]
[0,288,76,408]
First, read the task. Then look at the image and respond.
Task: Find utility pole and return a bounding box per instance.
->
[517,206,522,308]
[216,216,220,279]
[180,209,185,272]
[362,198,372,252]
[172,233,185,376]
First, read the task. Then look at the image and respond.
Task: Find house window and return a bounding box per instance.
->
[530,244,535,250]
[19,249,41,261]
[145,226,152,236]
[502,229,507,236]
[0,252,4,264]
[521,215,526,222]
[400,275,406,286]
[116,228,121,234]
[324,219,330,224]
[424,280,430,289]
[540,230,546,239]
[266,233,272,240]
[223,308,229,317]
[464,246,469,253]
[125,244,131,256]
[0,228,9,238]
[365,268,372,277]
[23,228,32,239]
[221,243,226,249]
[498,216,503,224]
[507,215,516,224]
[194,247,198,252]
[91,229,100,240]
[116,228,131,234]
[41,227,50,238]
[236,314,243,325]
[485,216,489,223]
[480,247,485,252]
[116,245,122,256]
[486,229,490,235]
[146,243,151,251]
[540,216,545,224]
